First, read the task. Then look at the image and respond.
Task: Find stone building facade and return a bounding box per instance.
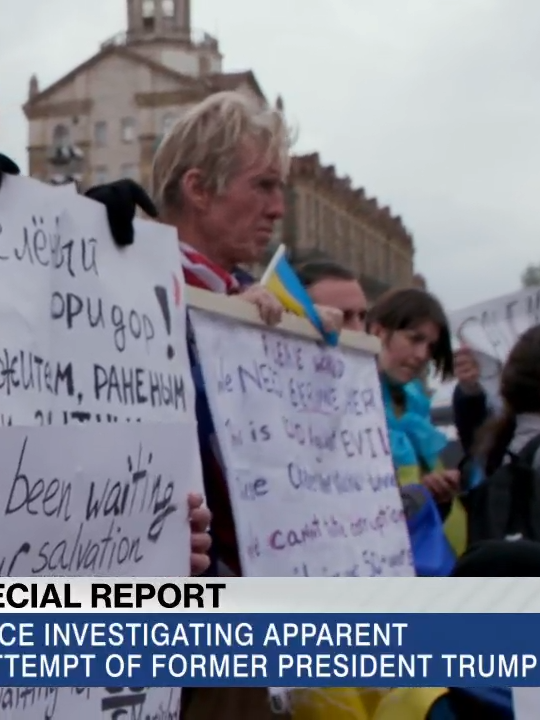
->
[23,0,265,189]
[257,153,415,301]
[23,0,416,297]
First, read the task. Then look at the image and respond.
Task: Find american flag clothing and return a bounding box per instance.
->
[180,242,241,295]
[181,242,253,577]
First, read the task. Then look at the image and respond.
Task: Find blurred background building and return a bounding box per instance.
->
[257,150,415,300]
[24,0,264,188]
[23,0,416,299]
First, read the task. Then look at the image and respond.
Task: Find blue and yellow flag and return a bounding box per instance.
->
[261,245,338,346]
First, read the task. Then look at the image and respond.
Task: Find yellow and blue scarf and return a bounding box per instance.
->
[381,376,467,556]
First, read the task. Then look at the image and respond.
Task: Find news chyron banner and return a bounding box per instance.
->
[0,174,203,717]
[0,580,538,711]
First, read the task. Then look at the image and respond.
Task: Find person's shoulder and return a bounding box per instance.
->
[232,266,255,288]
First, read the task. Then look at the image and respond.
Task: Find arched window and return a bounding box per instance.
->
[52,124,69,148]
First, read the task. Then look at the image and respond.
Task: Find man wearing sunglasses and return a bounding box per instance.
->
[294,256,368,331]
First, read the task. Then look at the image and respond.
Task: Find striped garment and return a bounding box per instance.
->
[180,242,240,294]
[180,242,252,576]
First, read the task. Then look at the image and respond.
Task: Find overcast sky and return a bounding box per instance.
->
[2,0,539,311]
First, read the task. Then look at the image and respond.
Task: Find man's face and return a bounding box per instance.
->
[308,277,368,331]
[203,140,285,268]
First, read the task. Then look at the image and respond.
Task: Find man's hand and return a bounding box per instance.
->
[454,345,482,394]
[0,154,21,190]
[85,179,158,247]
[240,285,284,325]
[422,469,460,504]
[188,493,212,576]
[315,304,344,335]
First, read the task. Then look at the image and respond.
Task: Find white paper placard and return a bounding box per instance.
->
[449,286,540,402]
[0,423,191,578]
[0,687,181,720]
[0,174,193,427]
[189,307,413,578]
[0,174,201,718]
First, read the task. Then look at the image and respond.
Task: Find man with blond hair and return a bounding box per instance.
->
[148,91,288,575]
[153,91,288,312]
[152,91,291,720]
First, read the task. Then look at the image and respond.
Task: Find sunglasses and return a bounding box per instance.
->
[343,309,367,325]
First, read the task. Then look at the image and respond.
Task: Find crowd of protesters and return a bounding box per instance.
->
[1,89,539,720]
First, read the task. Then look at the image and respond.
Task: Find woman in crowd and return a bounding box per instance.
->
[366,288,466,558]
[478,323,540,474]
[467,324,540,535]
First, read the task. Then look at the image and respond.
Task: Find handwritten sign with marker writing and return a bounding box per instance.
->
[449,285,540,403]
[0,175,199,719]
[0,176,193,427]
[189,292,413,578]
[0,686,182,720]
[0,423,189,578]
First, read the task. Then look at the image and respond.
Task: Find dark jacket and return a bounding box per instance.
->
[192,266,254,577]
[452,384,489,456]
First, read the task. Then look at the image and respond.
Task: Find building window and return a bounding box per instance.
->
[94,121,107,147]
[52,124,70,148]
[162,112,176,136]
[120,163,138,180]
[198,55,210,75]
[162,0,174,17]
[143,0,155,14]
[94,166,108,185]
[143,0,155,26]
[121,117,136,143]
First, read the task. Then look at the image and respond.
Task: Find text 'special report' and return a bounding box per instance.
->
[0,577,538,688]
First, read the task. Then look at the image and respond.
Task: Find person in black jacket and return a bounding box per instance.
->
[452,345,490,456]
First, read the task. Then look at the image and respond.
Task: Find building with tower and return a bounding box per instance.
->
[24,0,265,188]
[23,0,415,297]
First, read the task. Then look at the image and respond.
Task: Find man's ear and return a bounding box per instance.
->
[181,169,211,211]
[368,321,383,339]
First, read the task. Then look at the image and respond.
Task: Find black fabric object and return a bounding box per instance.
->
[452,385,489,456]
[452,538,540,576]
[85,179,158,247]
[0,153,21,189]
[465,434,540,545]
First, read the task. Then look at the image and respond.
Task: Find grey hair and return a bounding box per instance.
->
[152,91,293,213]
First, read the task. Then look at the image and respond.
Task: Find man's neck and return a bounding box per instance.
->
[172,218,234,272]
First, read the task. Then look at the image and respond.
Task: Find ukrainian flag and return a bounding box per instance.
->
[261,245,339,346]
